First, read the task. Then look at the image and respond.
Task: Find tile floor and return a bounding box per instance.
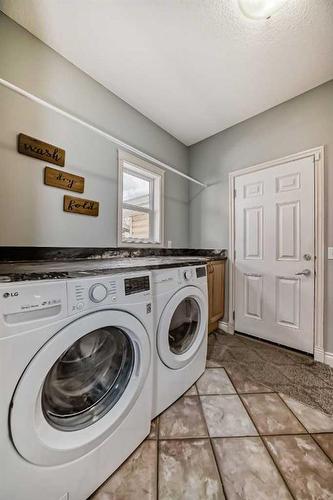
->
[90,331,333,500]
[207,330,333,414]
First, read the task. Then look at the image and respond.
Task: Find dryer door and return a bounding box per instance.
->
[157,286,207,369]
[10,310,150,466]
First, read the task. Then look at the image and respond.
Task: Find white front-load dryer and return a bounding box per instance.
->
[151,265,208,418]
[0,271,153,500]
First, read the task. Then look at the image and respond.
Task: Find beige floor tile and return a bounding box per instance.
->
[90,440,157,500]
[183,384,198,396]
[200,395,258,437]
[196,368,236,395]
[206,358,225,368]
[206,345,231,367]
[159,439,225,500]
[147,418,158,439]
[159,396,208,439]
[312,434,333,461]
[272,384,321,409]
[264,435,333,500]
[224,364,273,393]
[212,437,292,500]
[280,393,333,433]
[241,394,305,435]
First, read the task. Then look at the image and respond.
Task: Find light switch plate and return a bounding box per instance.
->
[328,247,333,260]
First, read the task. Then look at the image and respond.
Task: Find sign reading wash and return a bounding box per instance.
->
[18,133,65,167]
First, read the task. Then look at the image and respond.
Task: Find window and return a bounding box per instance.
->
[118,150,164,246]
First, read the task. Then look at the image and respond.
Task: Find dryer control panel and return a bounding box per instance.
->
[177,265,207,286]
[152,265,208,294]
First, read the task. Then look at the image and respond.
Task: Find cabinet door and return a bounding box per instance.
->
[208,260,225,332]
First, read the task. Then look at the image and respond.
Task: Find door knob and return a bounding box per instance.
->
[295,269,311,277]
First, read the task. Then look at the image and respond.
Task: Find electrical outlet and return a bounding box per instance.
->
[328,247,333,260]
[167,240,172,248]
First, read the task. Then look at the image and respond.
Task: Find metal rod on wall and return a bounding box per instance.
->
[0,77,207,188]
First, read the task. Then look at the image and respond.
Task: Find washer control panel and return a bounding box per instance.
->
[125,275,150,295]
[68,277,118,313]
[89,283,108,303]
[67,273,151,314]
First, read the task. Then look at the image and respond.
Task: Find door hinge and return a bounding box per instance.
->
[234,188,236,198]
[233,311,235,321]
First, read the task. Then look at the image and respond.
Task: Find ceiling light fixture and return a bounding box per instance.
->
[238,0,287,19]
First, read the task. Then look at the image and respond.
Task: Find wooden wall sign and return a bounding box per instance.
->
[44,167,84,193]
[18,133,65,167]
[64,195,99,216]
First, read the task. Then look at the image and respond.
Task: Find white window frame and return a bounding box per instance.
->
[118,150,165,247]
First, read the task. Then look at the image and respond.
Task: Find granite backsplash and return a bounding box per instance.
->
[0,247,227,263]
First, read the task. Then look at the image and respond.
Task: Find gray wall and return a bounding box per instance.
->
[189,80,333,351]
[1,12,332,351]
[0,13,189,247]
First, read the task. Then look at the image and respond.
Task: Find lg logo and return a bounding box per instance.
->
[3,291,19,298]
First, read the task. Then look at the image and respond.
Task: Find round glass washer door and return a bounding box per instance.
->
[10,310,150,466]
[42,326,134,431]
[157,286,207,370]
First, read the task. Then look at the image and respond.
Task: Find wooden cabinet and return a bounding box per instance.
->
[207,259,225,333]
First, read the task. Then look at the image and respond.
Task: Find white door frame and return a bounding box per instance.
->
[228,146,325,361]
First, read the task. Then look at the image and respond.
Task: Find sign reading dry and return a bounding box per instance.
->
[18,133,65,167]
[44,167,84,193]
[64,195,99,216]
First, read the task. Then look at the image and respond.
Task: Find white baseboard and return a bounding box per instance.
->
[314,346,325,363]
[217,321,230,334]
[324,351,333,368]
[314,346,333,367]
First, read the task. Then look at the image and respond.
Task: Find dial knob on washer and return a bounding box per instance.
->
[89,283,107,303]
[184,270,192,280]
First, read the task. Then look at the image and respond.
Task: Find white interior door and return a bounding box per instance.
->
[234,157,315,353]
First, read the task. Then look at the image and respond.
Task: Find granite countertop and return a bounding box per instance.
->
[0,256,224,283]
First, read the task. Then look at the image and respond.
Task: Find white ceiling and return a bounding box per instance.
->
[1,0,333,145]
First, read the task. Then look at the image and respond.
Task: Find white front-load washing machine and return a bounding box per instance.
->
[0,271,153,500]
[151,265,208,418]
